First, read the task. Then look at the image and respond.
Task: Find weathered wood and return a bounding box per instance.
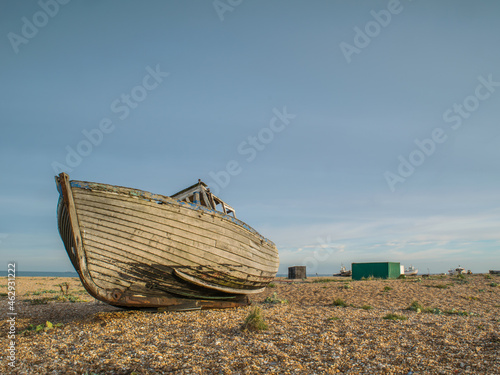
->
[174,269,266,294]
[55,173,279,310]
[74,189,277,259]
[75,200,278,267]
[56,174,111,304]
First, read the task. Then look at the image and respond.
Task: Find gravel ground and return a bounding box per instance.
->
[1,274,499,374]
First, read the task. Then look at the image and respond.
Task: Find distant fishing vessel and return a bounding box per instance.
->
[55,173,279,310]
[339,265,352,277]
[489,270,500,275]
[448,266,466,276]
[404,265,418,276]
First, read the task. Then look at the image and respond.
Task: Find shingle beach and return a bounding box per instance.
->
[1,274,499,374]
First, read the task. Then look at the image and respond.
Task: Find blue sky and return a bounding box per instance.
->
[1,0,499,275]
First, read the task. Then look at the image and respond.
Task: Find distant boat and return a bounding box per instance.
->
[339,265,352,277]
[448,266,466,276]
[55,173,279,311]
[404,265,418,276]
[489,270,500,275]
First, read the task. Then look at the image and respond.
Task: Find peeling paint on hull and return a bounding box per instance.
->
[55,173,279,310]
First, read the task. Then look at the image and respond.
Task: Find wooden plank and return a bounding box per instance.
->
[73,188,278,259]
[76,205,278,270]
[84,234,275,285]
[74,188,277,256]
[86,257,243,299]
[174,269,266,294]
[79,217,278,275]
[82,229,277,284]
[84,234,276,285]
[77,195,278,264]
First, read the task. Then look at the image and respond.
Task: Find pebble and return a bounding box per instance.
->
[0,275,499,374]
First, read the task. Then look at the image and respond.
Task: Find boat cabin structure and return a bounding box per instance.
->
[172,180,236,217]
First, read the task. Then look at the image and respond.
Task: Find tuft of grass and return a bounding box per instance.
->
[29,289,59,296]
[267,283,276,288]
[490,282,499,287]
[22,321,63,335]
[0,292,8,297]
[431,308,443,315]
[28,298,50,305]
[383,286,393,292]
[383,313,407,321]
[241,306,268,332]
[263,292,288,304]
[361,305,373,310]
[58,282,70,296]
[408,301,424,312]
[433,284,449,289]
[465,296,479,301]
[328,317,340,321]
[332,298,347,307]
[398,274,406,279]
[58,294,85,303]
[312,279,336,283]
[341,283,352,290]
[26,293,86,305]
[443,308,473,316]
[484,274,492,280]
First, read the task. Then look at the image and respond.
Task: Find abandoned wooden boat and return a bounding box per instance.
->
[55,173,279,310]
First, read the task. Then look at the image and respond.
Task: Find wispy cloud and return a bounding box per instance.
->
[272,207,500,274]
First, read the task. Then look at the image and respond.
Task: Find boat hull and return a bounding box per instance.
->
[55,173,279,310]
[404,270,418,276]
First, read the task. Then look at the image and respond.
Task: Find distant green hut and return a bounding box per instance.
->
[351,262,401,280]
